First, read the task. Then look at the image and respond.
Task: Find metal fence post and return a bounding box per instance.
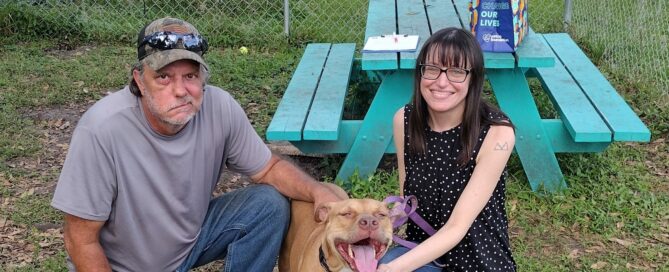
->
[563,0,573,31]
[284,0,290,36]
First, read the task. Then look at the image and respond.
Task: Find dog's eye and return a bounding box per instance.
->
[377,213,388,218]
[340,212,353,217]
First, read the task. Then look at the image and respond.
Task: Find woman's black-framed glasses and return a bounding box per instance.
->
[139,31,208,59]
[419,64,470,82]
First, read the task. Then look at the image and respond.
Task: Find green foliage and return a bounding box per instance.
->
[528,0,565,33]
[206,46,301,136]
[0,103,40,161]
[0,2,87,40]
[0,43,130,107]
[0,182,10,197]
[10,193,62,227]
[334,169,400,201]
[616,78,669,137]
[505,144,669,270]
[0,42,132,161]
[343,63,380,120]
[313,156,345,181]
[4,240,67,272]
[34,251,68,272]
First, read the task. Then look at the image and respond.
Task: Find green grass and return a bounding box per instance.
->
[0,42,129,107]
[0,104,40,163]
[511,146,668,256]
[11,194,62,227]
[334,169,400,200]
[206,47,302,136]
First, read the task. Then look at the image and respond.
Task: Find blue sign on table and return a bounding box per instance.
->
[469,0,528,52]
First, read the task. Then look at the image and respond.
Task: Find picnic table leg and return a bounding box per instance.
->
[487,68,568,192]
[336,69,413,185]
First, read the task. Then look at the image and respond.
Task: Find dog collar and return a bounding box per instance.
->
[319,246,333,272]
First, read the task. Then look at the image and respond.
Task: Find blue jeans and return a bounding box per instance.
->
[380,246,443,272]
[176,184,290,272]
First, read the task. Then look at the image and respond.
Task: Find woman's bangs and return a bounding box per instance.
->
[424,43,469,69]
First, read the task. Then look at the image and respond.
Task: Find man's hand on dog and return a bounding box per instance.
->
[311,182,348,217]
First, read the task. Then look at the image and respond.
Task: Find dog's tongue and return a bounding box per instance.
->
[351,245,378,272]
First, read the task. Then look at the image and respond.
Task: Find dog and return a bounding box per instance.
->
[279,183,393,272]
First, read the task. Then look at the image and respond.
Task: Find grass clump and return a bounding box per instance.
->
[334,169,400,201]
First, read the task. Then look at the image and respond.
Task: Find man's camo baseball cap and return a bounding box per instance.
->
[136,17,209,71]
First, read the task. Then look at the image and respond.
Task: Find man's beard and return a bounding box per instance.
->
[144,91,198,127]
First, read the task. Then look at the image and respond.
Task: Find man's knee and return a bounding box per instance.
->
[247,185,290,220]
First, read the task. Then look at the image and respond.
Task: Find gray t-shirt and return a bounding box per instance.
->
[51,85,271,271]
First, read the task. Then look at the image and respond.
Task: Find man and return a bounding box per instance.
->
[51,17,342,272]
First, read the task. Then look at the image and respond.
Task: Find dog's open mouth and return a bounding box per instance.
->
[335,238,387,272]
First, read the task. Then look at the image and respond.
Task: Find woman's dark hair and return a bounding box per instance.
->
[407,27,513,166]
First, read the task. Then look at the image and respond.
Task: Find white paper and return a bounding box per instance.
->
[362,34,420,53]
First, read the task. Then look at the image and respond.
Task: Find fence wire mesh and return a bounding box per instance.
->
[0,0,289,46]
[288,0,368,43]
[0,0,564,45]
[570,0,668,98]
[0,0,667,97]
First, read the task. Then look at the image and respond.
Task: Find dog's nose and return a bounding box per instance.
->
[358,215,379,231]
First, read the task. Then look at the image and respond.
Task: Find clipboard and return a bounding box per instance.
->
[362,34,420,53]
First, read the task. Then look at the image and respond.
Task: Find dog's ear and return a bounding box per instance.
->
[315,202,333,223]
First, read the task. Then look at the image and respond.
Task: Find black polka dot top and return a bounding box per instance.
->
[403,104,516,271]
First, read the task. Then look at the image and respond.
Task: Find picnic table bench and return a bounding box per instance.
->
[266,43,356,141]
[266,0,650,192]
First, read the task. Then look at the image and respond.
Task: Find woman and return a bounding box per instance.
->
[377,27,517,272]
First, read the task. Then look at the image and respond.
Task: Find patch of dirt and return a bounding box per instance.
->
[44,45,95,58]
[1,101,92,268]
[641,135,669,193]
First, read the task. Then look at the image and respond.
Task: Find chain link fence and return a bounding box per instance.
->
[0,0,289,47]
[0,0,563,45]
[0,0,666,96]
[0,0,367,46]
[569,0,668,98]
[288,0,368,43]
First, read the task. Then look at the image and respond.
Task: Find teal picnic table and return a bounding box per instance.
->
[266,0,650,192]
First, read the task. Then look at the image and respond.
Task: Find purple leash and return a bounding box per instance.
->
[383,195,436,249]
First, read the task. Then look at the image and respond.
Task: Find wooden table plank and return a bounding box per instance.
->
[266,43,331,141]
[544,33,651,142]
[293,119,609,154]
[542,120,610,153]
[362,0,399,71]
[484,52,516,68]
[533,34,611,142]
[397,0,431,69]
[451,0,471,26]
[336,70,413,183]
[515,28,555,68]
[488,67,567,192]
[304,43,356,140]
[425,0,462,30]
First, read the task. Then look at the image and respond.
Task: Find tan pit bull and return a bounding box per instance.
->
[279,183,393,272]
